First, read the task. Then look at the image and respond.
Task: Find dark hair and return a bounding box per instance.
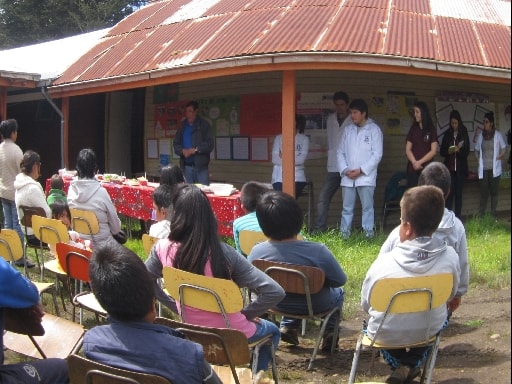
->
[76,148,97,179]
[90,242,155,322]
[296,114,306,134]
[483,111,495,140]
[185,100,199,110]
[484,111,495,125]
[256,190,303,240]
[50,200,71,221]
[240,181,271,212]
[152,184,173,211]
[20,150,41,175]
[418,162,451,198]
[50,174,64,190]
[449,110,466,131]
[332,91,349,104]
[168,184,230,279]
[400,185,444,237]
[160,165,185,186]
[349,98,368,118]
[413,101,435,130]
[0,119,18,140]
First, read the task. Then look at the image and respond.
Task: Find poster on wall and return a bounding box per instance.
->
[384,92,416,135]
[250,137,269,161]
[198,96,240,136]
[154,100,187,138]
[435,93,494,151]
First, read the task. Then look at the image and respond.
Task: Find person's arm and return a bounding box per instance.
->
[360,124,383,176]
[497,131,507,159]
[459,127,470,158]
[196,118,214,154]
[173,126,185,156]
[336,129,349,175]
[417,132,438,166]
[405,139,417,164]
[224,245,285,319]
[28,183,52,218]
[101,190,122,235]
[439,131,451,157]
[271,135,282,165]
[295,134,309,166]
[201,360,222,384]
[145,247,178,313]
[319,245,347,288]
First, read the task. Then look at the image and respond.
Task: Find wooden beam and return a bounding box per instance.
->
[281,70,296,197]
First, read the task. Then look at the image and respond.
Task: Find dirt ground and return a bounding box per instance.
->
[273,286,511,383]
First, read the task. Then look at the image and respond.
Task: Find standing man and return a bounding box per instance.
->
[313,91,351,232]
[337,99,383,238]
[173,101,214,186]
[0,119,28,266]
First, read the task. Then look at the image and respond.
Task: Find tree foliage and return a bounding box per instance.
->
[0,0,147,49]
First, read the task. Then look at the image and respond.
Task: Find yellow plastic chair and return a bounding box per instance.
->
[69,208,100,243]
[251,259,340,371]
[67,354,171,384]
[0,229,60,316]
[347,273,454,384]
[155,317,253,384]
[142,233,159,255]
[162,266,279,383]
[19,205,48,275]
[238,230,269,257]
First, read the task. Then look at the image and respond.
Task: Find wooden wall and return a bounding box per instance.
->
[143,70,511,230]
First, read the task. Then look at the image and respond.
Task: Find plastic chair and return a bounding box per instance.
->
[0,228,60,316]
[69,208,100,243]
[251,259,341,371]
[19,205,48,275]
[162,266,279,383]
[67,354,171,384]
[3,310,84,359]
[347,273,454,384]
[155,317,253,384]
[381,172,408,229]
[56,242,107,324]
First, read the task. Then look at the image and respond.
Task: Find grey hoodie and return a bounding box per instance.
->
[67,179,121,243]
[362,236,460,345]
[379,208,469,297]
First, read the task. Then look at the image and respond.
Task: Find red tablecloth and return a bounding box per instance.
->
[45,178,243,237]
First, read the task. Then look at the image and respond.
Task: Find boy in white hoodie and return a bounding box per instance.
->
[362,185,460,384]
[379,162,469,313]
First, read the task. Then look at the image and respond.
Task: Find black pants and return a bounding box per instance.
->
[446,171,465,218]
[0,359,69,384]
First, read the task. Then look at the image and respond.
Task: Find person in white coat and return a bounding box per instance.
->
[337,99,383,238]
[271,114,310,198]
[474,111,507,217]
[14,150,51,265]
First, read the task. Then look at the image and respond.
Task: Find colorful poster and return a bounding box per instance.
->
[198,96,240,136]
[154,100,187,138]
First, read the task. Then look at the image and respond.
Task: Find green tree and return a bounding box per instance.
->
[0,0,147,49]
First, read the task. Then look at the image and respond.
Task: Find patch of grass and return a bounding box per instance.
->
[465,319,484,328]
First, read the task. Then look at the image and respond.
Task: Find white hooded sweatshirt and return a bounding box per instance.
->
[14,173,51,236]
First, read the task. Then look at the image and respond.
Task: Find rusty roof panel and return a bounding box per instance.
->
[195,9,283,61]
[392,0,430,14]
[475,22,512,68]
[384,10,436,60]
[107,1,174,36]
[344,0,389,9]
[203,0,254,16]
[436,17,483,65]
[249,6,334,53]
[319,5,386,53]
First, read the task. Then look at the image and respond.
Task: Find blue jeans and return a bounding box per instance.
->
[184,165,209,185]
[280,287,344,332]
[314,172,341,231]
[247,319,280,372]
[1,198,24,244]
[341,186,375,237]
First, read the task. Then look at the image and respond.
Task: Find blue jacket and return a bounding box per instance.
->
[84,318,208,384]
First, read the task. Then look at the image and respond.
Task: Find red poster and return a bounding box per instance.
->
[240,93,282,136]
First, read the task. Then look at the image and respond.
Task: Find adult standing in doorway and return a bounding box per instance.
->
[313,91,352,233]
[405,101,438,187]
[173,101,214,186]
[0,119,24,246]
[440,110,470,219]
[474,111,507,218]
[337,99,383,238]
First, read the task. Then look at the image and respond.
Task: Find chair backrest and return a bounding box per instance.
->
[19,206,47,234]
[56,242,93,283]
[162,266,243,326]
[0,229,23,263]
[69,208,100,237]
[369,274,454,314]
[252,259,325,317]
[238,230,268,256]
[154,317,251,367]
[142,234,159,255]
[32,215,70,245]
[384,171,408,203]
[239,230,304,256]
[67,354,171,384]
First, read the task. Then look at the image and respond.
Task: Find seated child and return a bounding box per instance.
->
[232,181,271,254]
[149,184,172,239]
[361,185,460,384]
[46,174,67,205]
[50,200,90,252]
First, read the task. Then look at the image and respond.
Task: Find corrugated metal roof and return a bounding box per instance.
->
[52,0,511,88]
